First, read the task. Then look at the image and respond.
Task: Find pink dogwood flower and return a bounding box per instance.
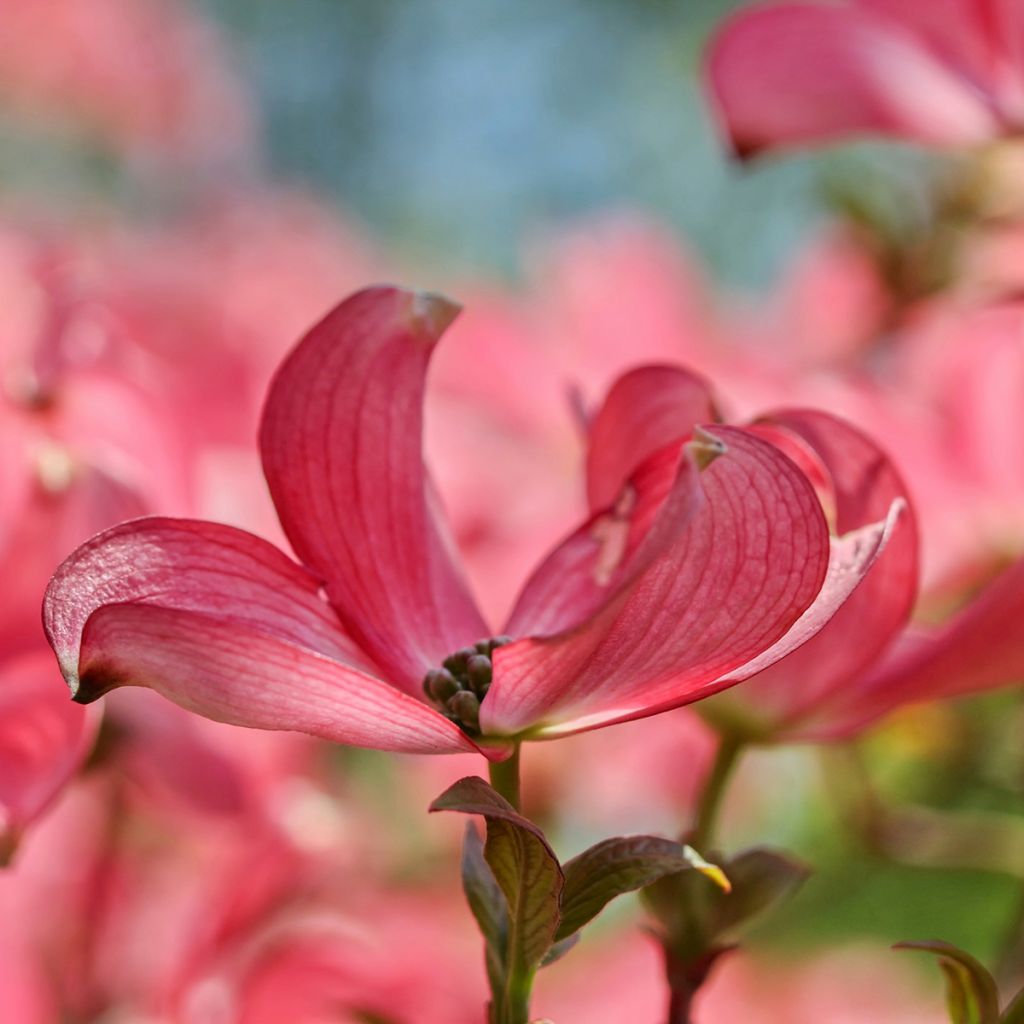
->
[44,286,898,759]
[707,0,1024,155]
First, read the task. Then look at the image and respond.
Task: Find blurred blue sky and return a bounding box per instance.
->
[201,0,832,286]
[0,1,922,289]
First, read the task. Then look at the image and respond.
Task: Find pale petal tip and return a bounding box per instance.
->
[405,290,462,342]
[53,653,83,701]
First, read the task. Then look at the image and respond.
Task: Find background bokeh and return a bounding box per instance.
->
[3,0,927,285]
[4,2,1024,1021]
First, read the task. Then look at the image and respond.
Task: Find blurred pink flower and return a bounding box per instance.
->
[0,231,191,853]
[707,0,1024,155]
[0,0,255,164]
[44,286,895,757]
[72,794,469,1021]
[0,201,377,851]
[532,928,938,1023]
[0,652,97,863]
[0,756,482,1024]
[174,892,484,1024]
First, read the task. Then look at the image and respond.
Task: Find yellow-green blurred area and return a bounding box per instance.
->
[2,0,1021,1014]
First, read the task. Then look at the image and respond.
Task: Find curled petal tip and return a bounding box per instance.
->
[405,289,462,341]
[687,426,727,471]
[53,655,84,701]
[67,677,92,705]
[68,664,118,705]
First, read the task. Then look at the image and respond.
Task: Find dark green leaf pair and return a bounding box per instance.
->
[638,845,809,1016]
[557,834,729,943]
[432,776,562,1000]
[431,776,727,1022]
[897,941,1024,1024]
[643,845,809,966]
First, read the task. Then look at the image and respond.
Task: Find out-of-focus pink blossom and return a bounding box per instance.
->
[0,923,56,1024]
[0,652,97,863]
[44,286,897,757]
[0,759,484,1024]
[707,0,1024,155]
[0,230,191,851]
[533,928,938,1023]
[894,301,1024,583]
[176,892,485,1024]
[0,0,256,164]
[699,945,940,1023]
[0,201,377,847]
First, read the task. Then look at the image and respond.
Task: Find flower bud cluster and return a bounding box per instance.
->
[423,636,512,733]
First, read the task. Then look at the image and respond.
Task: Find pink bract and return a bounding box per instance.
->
[596,363,1024,741]
[707,0,1024,155]
[44,286,898,758]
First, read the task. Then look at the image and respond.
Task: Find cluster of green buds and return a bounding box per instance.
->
[423,636,512,733]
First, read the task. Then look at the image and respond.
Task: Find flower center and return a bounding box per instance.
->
[422,636,512,734]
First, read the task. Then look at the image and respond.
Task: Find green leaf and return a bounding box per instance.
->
[556,836,725,943]
[1000,983,1024,1023]
[642,845,809,975]
[431,777,563,976]
[540,933,580,968]
[943,960,976,1024]
[461,822,508,994]
[709,848,809,935]
[895,941,1000,1024]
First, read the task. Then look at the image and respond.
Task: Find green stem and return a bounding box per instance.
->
[487,742,530,1023]
[496,971,533,1024]
[488,742,522,811]
[690,731,744,851]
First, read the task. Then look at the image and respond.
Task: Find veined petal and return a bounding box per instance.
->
[539,503,904,737]
[821,556,1024,737]
[706,2,999,155]
[44,517,368,689]
[74,606,486,756]
[585,365,718,511]
[259,286,488,691]
[506,365,720,641]
[716,410,920,737]
[483,426,830,736]
[505,441,706,639]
